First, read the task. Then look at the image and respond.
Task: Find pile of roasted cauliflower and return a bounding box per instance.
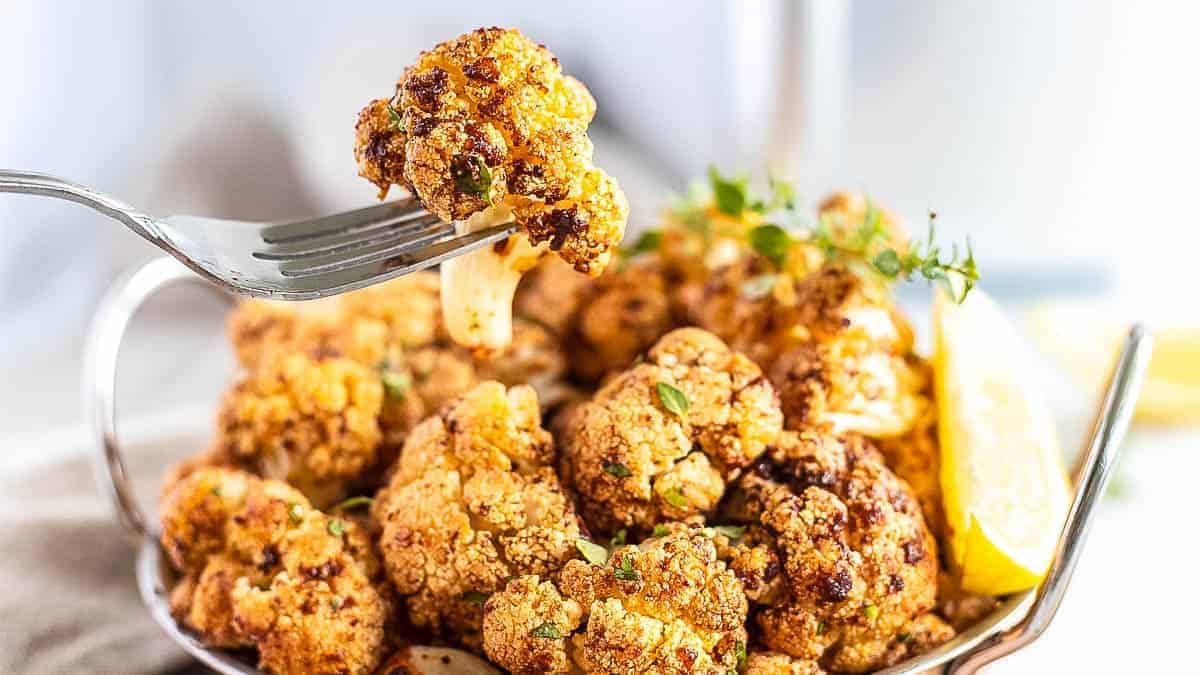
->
[158,25,995,675]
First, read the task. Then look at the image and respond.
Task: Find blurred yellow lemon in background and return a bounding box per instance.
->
[935,288,1071,595]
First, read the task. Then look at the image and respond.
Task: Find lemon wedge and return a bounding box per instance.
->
[934,288,1071,595]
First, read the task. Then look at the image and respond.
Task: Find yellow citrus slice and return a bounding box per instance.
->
[934,288,1071,595]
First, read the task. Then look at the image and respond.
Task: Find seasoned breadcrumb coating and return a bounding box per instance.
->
[372,382,582,649]
[216,351,384,507]
[720,431,943,673]
[560,328,783,533]
[482,530,748,674]
[688,261,928,439]
[161,467,391,675]
[354,27,626,275]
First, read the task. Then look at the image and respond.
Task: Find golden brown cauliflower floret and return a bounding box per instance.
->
[744,651,826,675]
[560,328,783,534]
[688,260,927,439]
[160,467,391,675]
[372,382,582,649]
[354,27,627,351]
[719,431,943,673]
[482,530,748,674]
[875,372,946,539]
[216,351,384,507]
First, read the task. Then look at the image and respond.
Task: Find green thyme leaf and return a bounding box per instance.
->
[381,371,412,399]
[735,640,747,669]
[709,166,748,216]
[816,621,827,635]
[210,486,222,497]
[662,487,688,509]
[614,555,640,582]
[713,525,747,541]
[287,503,304,525]
[462,590,491,605]
[873,249,902,277]
[576,539,610,566]
[623,229,662,258]
[749,224,791,266]
[739,274,778,299]
[897,631,912,644]
[656,381,689,417]
[327,519,345,536]
[330,596,343,611]
[530,622,563,639]
[603,461,633,478]
[330,496,374,513]
[610,529,627,549]
[386,101,403,128]
[863,604,879,621]
[652,524,671,538]
[452,155,492,201]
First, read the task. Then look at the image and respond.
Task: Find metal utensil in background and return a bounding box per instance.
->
[84,257,1152,675]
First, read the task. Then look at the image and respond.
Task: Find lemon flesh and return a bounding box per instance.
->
[935,288,1071,595]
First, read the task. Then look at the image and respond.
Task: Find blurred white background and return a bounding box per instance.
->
[1,1,1197,671]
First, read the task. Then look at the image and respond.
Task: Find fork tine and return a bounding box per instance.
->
[285,223,520,292]
[277,221,457,277]
[259,197,424,244]
[254,213,444,260]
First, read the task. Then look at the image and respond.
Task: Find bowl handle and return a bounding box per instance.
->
[83,256,232,545]
[945,324,1153,673]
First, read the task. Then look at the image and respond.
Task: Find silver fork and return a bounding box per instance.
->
[0,170,518,300]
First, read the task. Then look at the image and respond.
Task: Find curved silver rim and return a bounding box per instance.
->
[89,258,1153,675]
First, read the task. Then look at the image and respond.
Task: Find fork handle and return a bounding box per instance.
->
[0,169,159,240]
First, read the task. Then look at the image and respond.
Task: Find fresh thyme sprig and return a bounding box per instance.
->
[870,212,979,303]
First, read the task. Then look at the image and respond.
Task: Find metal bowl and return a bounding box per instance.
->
[85,257,1152,675]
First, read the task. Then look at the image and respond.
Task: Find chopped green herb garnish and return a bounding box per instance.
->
[662,487,688,509]
[530,622,562,639]
[610,529,627,549]
[734,640,747,669]
[452,155,493,201]
[603,461,633,478]
[709,166,748,216]
[863,604,879,621]
[622,229,662,258]
[381,371,412,399]
[327,519,345,536]
[614,555,639,581]
[462,590,491,605]
[816,621,827,635]
[652,524,671,538]
[739,273,778,299]
[576,539,610,566]
[749,224,791,266]
[712,525,747,541]
[655,381,689,417]
[330,496,373,513]
[386,101,403,128]
[287,503,304,524]
[210,486,222,497]
[897,631,912,644]
[868,212,980,303]
[330,597,343,611]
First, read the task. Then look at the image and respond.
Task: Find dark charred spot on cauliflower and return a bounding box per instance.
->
[560,327,783,534]
[482,530,747,674]
[719,430,944,673]
[354,27,627,275]
[372,382,582,650]
[160,467,391,675]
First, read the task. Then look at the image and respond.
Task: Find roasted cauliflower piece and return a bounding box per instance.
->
[216,350,384,507]
[482,529,748,674]
[744,651,826,675]
[560,328,783,533]
[372,381,583,649]
[720,430,944,673]
[160,467,391,675]
[354,27,628,350]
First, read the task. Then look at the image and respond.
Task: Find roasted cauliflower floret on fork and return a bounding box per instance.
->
[719,430,947,673]
[160,467,392,675]
[559,327,783,534]
[482,529,748,674]
[371,381,583,649]
[354,26,628,351]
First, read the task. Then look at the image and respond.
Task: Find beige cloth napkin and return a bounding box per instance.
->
[0,434,192,674]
